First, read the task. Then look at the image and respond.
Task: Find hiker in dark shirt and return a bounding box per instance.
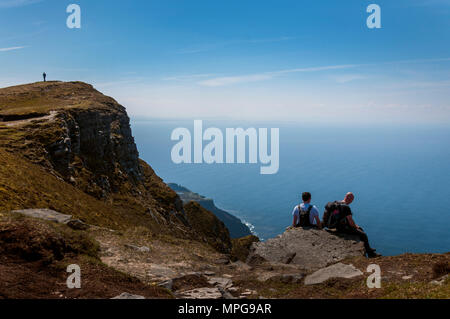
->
[325,193,380,258]
[43,72,46,82]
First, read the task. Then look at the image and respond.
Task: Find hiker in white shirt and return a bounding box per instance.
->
[292,192,322,229]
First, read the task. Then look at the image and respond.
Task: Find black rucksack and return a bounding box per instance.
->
[323,201,346,229]
[298,205,313,227]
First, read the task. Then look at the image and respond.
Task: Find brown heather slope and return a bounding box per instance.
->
[184,201,232,254]
[0,212,172,299]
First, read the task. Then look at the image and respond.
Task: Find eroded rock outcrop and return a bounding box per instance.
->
[50,107,142,196]
[247,227,365,271]
[0,82,145,200]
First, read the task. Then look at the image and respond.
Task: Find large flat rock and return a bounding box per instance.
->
[176,287,223,299]
[111,292,145,299]
[304,263,363,285]
[247,227,365,271]
[147,264,177,281]
[12,209,72,224]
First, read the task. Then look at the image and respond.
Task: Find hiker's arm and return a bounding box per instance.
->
[292,206,299,227]
[315,215,322,229]
[346,215,358,228]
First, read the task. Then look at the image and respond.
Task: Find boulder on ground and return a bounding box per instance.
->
[111,292,145,299]
[176,287,223,299]
[124,244,151,252]
[12,209,72,224]
[304,263,363,285]
[66,219,90,230]
[247,227,365,271]
[208,277,233,289]
[11,209,90,230]
[430,274,449,286]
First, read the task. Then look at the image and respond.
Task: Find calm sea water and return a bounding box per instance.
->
[131,119,450,256]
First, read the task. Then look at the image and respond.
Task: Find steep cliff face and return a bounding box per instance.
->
[0,82,141,197]
[50,107,142,197]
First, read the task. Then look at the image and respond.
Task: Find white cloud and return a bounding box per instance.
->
[189,57,450,87]
[198,64,359,87]
[0,46,26,52]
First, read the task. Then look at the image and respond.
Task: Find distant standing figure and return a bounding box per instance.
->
[43,72,46,82]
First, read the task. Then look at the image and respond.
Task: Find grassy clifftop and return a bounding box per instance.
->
[0,81,122,116]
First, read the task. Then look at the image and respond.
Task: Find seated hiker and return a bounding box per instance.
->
[292,192,322,229]
[323,192,380,258]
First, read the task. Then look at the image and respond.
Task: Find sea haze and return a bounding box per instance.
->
[131,119,450,256]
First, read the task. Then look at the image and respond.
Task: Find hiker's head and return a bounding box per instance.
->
[344,192,355,204]
[302,192,312,203]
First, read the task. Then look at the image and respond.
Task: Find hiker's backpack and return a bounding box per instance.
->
[298,205,313,227]
[323,201,346,229]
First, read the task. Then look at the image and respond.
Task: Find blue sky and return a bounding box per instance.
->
[1,0,449,123]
